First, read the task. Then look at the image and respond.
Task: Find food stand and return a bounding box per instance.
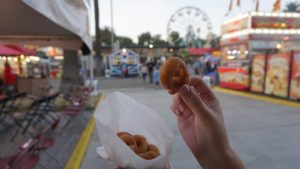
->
[220,11,300,100]
[109,49,139,77]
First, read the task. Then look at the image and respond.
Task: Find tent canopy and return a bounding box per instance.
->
[0,0,92,51]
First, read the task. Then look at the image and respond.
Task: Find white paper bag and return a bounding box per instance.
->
[94,92,174,169]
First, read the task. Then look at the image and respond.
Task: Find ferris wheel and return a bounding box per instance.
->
[167,6,213,47]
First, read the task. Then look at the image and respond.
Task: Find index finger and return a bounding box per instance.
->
[189,76,217,104]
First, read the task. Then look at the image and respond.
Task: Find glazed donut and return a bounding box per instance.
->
[160,57,190,90]
[133,135,148,153]
[138,144,160,160]
[117,132,137,153]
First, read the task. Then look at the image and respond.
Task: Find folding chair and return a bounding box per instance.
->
[0,93,27,129]
[0,97,10,130]
[31,92,61,128]
[0,138,39,169]
[10,97,48,141]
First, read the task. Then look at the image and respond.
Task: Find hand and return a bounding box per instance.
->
[170,76,246,169]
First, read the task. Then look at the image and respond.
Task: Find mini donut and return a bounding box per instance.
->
[160,57,190,90]
[117,132,137,153]
[148,144,160,154]
[133,135,148,153]
[138,144,160,160]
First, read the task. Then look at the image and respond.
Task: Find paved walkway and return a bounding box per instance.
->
[80,77,300,169]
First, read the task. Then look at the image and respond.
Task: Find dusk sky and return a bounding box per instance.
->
[89,0,294,42]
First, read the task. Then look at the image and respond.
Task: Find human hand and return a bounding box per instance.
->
[170,76,245,169]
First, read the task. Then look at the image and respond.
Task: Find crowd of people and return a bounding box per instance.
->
[193,55,220,86]
[140,57,162,86]
[139,55,219,88]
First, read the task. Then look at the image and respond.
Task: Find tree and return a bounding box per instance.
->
[116,36,135,47]
[210,35,221,49]
[137,32,152,46]
[100,27,116,46]
[169,31,180,45]
[152,35,169,47]
[284,1,300,12]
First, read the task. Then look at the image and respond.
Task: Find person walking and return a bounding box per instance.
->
[152,65,160,86]
[3,62,16,93]
[147,60,154,83]
[141,63,148,83]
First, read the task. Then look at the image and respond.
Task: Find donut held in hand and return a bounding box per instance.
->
[160,57,190,90]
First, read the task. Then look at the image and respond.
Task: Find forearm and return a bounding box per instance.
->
[196,147,246,169]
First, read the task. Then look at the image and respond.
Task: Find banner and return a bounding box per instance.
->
[218,67,250,90]
[273,0,281,12]
[289,52,300,100]
[251,54,266,93]
[264,52,291,98]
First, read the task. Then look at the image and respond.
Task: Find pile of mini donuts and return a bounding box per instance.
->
[117,131,160,160]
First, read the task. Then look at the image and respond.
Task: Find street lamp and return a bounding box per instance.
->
[110,0,115,53]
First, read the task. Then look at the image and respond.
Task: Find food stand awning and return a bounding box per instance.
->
[0,0,92,51]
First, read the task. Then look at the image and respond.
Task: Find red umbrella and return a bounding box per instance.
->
[4,45,36,55]
[0,45,22,55]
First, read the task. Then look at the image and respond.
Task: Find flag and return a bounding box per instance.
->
[225,0,233,16]
[237,0,240,7]
[256,0,259,11]
[273,0,281,12]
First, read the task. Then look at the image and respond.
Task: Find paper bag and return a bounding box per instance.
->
[94,92,174,169]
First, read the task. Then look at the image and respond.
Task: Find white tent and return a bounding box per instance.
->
[0,0,92,50]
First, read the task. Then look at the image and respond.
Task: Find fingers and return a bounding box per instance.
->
[189,76,217,104]
[178,85,210,118]
[171,94,187,117]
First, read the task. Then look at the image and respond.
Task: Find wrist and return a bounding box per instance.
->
[196,146,245,169]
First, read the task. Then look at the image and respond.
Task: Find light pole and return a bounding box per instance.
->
[110,0,115,53]
[94,0,103,76]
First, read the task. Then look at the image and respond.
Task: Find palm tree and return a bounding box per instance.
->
[284,1,300,12]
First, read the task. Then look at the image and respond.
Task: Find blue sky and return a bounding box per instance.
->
[90,0,294,42]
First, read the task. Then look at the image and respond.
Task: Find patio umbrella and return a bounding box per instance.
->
[0,45,23,55]
[4,45,36,56]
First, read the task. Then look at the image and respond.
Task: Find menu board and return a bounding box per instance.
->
[264,52,291,98]
[251,16,300,29]
[289,52,300,100]
[251,54,266,93]
[218,67,250,90]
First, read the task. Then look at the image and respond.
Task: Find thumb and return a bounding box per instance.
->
[178,85,209,118]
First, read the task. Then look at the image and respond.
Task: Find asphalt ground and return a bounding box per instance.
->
[79,77,300,169]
